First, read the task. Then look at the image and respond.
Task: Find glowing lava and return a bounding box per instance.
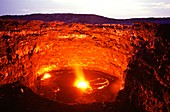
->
[41,73,51,80]
[74,66,91,90]
[76,81,89,89]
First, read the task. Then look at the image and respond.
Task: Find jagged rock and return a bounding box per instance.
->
[0,19,169,112]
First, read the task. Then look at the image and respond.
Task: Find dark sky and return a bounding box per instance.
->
[0,0,170,19]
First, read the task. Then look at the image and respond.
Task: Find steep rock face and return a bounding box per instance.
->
[0,20,169,111]
[120,24,170,112]
[0,20,134,89]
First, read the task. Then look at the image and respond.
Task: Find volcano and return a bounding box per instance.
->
[0,14,169,112]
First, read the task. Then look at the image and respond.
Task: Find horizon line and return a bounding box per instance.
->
[0,13,170,20]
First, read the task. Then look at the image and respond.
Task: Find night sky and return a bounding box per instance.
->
[0,0,170,19]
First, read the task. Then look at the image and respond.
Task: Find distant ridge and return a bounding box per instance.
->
[0,13,170,24]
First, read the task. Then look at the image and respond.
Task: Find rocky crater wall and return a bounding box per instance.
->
[0,20,169,111]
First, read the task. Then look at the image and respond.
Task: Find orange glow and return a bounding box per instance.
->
[41,73,51,80]
[76,81,89,89]
[89,78,109,90]
[74,66,91,90]
[37,65,56,75]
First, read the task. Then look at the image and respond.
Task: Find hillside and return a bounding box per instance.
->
[1,13,170,24]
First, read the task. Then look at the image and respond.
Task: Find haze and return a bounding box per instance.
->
[0,0,170,19]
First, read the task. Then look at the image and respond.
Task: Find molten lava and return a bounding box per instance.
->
[74,66,91,90]
[41,73,51,80]
[76,81,89,89]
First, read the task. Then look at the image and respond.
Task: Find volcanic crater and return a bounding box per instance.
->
[0,17,169,112]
